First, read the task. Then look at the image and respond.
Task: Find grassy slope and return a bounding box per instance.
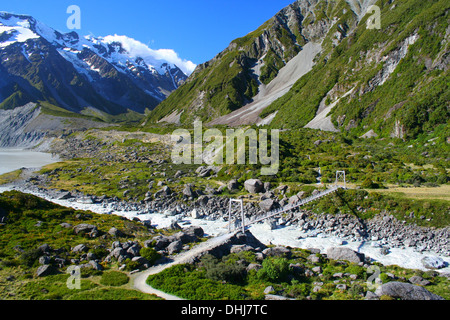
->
[262,0,449,139]
[144,0,342,125]
[0,191,163,300]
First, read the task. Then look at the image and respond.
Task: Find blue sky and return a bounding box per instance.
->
[1,0,295,65]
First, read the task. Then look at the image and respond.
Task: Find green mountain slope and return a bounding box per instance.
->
[262,0,449,139]
[145,0,345,124]
[145,0,449,140]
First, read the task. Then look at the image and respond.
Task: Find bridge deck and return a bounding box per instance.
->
[232,185,344,231]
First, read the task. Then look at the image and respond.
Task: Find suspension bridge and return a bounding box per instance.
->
[228,171,347,233]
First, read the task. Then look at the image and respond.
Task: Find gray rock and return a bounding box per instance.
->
[264,286,275,294]
[244,179,264,194]
[263,182,272,192]
[262,246,291,258]
[183,184,194,198]
[152,236,173,250]
[288,195,300,205]
[60,222,72,229]
[167,221,182,231]
[72,244,88,253]
[167,240,183,255]
[265,294,295,300]
[230,244,254,254]
[108,227,124,238]
[73,224,98,236]
[421,256,446,270]
[246,263,262,272]
[36,265,56,277]
[155,186,172,198]
[184,226,205,238]
[127,245,141,257]
[196,166,212,178]
[191,208,201,219]
[39,256,51,265]
[259,199,276,212]
[89,260,103,271]
[365,291,380,300]
[38,244,52,254]
[175,231,198,244]
[132,256,149,265]
[409,276,431,286]
[227,179,239,191]
[112,241,122,249]
[326,247,365,264]
[375,282,444,300]
[112,247,125,259]
[58,192,73,200]
[336,284,347,290]
[86,252,96,261]
[307,254,321,264]
[312,266,322,273]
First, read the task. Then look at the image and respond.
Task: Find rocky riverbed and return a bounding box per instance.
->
[1,175,449,273]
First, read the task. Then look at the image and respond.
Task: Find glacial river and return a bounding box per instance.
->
[0,148,59,175]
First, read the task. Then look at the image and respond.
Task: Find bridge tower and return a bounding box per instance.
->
[228,199,245,233]
[335,171,346,189]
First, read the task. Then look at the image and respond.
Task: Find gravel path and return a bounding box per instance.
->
[131,232,236,300]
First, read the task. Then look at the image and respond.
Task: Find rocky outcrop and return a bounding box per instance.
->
[375,282,445,300]
[0,103,44,148]
[326,247,365,264]
[244,179,264,194]
[203,231,267,260]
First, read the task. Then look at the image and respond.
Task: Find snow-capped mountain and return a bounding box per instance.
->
[0,12,192,115]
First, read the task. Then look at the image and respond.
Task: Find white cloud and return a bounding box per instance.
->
[102,34,196,75]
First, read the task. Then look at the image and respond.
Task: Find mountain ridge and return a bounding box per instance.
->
[146,0,449,141]
[0,12,191,116]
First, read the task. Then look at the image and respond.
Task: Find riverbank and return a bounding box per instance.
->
[1,182,449,274]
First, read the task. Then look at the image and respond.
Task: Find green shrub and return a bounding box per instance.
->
[100,271,129,287]
[20,249,41,267]
[140,247,161,265]
[361,178,381,189]
[257,257,290,282]
[201,254,247,283]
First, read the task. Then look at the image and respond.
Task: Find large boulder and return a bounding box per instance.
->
[196,166,212,178]
[184,226,205,238]
[72,244,88,253]
[244,179,264,194]
[262,246,291,258]
[203,231,267,260]
[375,282,444,300]
[421,256,447,270]
[259,199,276,212]
[36,265,56,277]
[152,236,174,250]
[89,260,103,271]
[182,184,195,198]
[108,227,125,238]
[73,224,98,236]
[167,240,183,255]
[227,179,240,191]
[155,186,172,198]
[326,247,365,264]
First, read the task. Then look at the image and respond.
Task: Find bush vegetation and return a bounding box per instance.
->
[147,249,450,300]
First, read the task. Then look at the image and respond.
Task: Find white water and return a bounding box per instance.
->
[1,185,449,273]
[0,148,59,175]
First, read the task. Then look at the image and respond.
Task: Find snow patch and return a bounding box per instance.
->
[101,34,196,76]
